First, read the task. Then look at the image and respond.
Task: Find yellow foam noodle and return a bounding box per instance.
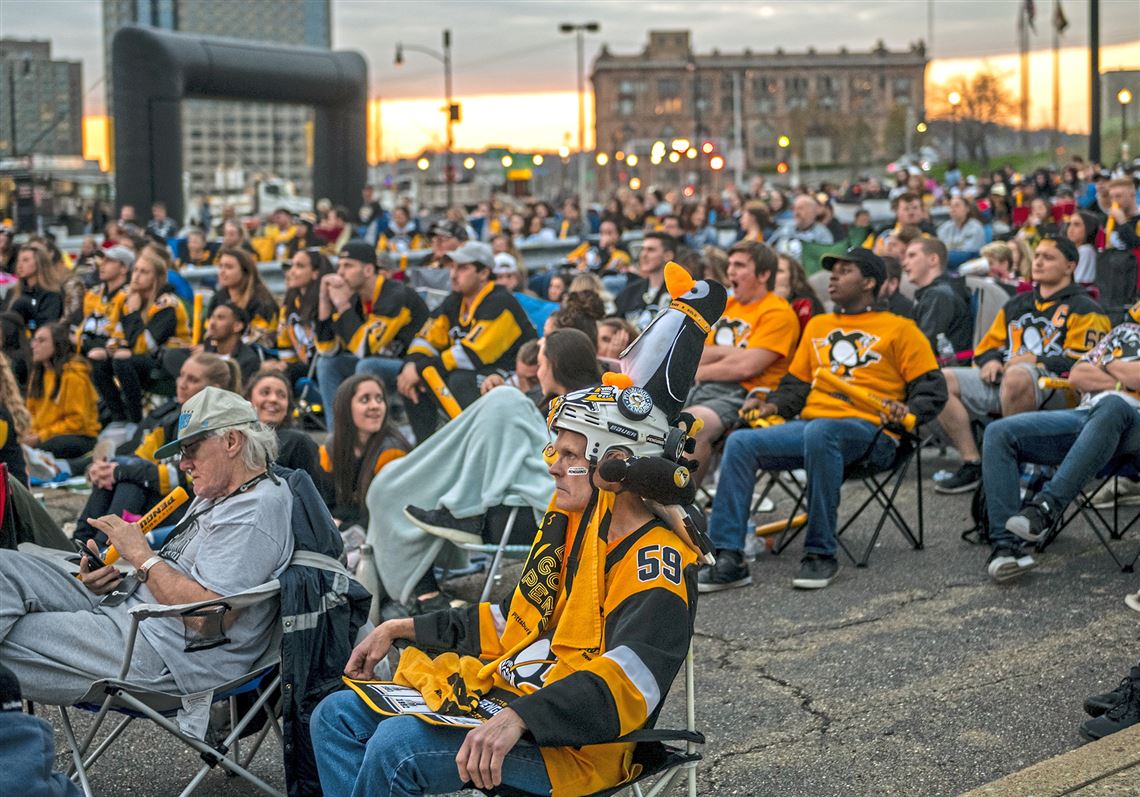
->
[756,513,807,537]
[422,365,462,419]
[102,487,190,565]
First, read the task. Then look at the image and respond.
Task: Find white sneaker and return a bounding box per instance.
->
[987,549,1039,582]
[1126,590,1140,613]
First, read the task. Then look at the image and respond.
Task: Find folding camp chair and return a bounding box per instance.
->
[56,581,286,797]
[759,428,927,567]
[435,506,532,603]
[1035,459,1140,573]
[479,644,703,797]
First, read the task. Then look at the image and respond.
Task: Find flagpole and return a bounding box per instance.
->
[1052,0,1061,154]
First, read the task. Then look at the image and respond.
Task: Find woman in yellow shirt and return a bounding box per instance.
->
[25,323,100,459]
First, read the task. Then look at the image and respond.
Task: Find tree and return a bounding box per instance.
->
[930,64,1016,164]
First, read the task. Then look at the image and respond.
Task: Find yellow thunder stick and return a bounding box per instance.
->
[190,294,204,346]
[813,368,916,431]
[103,486,190,565]
[421,365,462,419]
[756,513,807,538]
[1037,376,1070,391]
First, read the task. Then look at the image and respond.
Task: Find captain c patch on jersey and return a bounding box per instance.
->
[813,329,882,377]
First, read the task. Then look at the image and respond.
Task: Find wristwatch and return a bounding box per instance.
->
[136,555,165,582]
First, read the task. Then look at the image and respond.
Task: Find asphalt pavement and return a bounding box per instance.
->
[34,448,1140,795]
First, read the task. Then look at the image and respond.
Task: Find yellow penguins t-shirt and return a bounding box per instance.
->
[706,291,800,392]
[789,310,939,425]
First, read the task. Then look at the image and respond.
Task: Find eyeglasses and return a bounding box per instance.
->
[179,437,210,460]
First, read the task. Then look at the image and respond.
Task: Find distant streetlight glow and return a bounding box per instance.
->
[777,135,790,148]
[558,145,570,158]
[916,122,928,133]
[686,147,698,159]
[701,141,715,154]
[533,154,544,165]
[626,154,639,167]
[501,155,513,167]
[596,152,609,166]
[709,155,725,171]
[629,177,641,190]
[671,138,691,152]
[948,91,962,107]
[668,151,681,163]
[615,150,625,161]
[463,156,475,169]
[416,157,430,170]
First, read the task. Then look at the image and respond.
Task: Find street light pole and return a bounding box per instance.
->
[560,22,600,207]
[948,90,962,163]
[395,30,455,207]
[1119,88,1133,163]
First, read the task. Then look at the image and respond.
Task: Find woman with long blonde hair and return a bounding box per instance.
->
[2,244,65,331]
[0,350,31,484]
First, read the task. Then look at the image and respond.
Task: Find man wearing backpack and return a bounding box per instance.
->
[978,303,1140,581]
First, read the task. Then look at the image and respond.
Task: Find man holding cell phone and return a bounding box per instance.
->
[0,388,293,706]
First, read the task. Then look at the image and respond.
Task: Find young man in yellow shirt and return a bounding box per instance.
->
[683,241,800,484]
[700,248,947,592]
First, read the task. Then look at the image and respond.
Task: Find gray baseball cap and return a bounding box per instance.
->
[154,386,258,460]
[444,241,494,269]
[103,245,136,268]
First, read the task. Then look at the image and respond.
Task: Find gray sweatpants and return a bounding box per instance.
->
[0,549,176,704]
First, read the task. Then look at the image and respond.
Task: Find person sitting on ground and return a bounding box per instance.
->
[93,248,190,425]
[682,241,800,485]
[313,374,703,797]
[24,324,100,460]
[207,246,279,348]
[2,242,64,335]
[699,247,947,593]
[399,241,537,443]
[272,247,332,387]
[934,236,1110,494]
[319,374,408,528]
[245,369,321,474]
[978,311,1140,581]
[0,387,293,708]
[0,352,30,485]
[614,231,677,330]
[774,253,825,331]
[879,256,915,318]
[369,329,601,614]
[315,240,429,428]
[74,352,241,545]
[75,244,131,357]
[937,196,987,254]
[901,237,972,354]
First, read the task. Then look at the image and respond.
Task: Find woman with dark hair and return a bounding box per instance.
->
[93,248,190,424]
[74,352,241,545]
[738,203,770,243]
[208,246,279,346]
[536,328,603,406]
[276,247,333,385]
[245,368,321,473]
[775,253,825,332]
[544,288,605,345]
[1065,209,1101,288]
[320,373,409,530]
[24,323,99,458]
[2,244,64,332]
[546,272,571,304]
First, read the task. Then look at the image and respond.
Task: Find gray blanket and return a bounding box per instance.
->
[364,387,554,603]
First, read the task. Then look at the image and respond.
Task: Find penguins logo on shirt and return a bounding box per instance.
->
[499,636,557,690]
[1008,306,1067,357]
[711,318,752,348]
[814,329,882,377]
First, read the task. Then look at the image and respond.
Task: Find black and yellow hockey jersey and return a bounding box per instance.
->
[974,283,1110,374]
[407,282,536,373]
[314,275,429,359]
[114,288,191,355]
[76,283,128,352]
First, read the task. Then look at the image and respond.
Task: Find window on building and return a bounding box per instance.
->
[850,77,874,110]
[655,78,682,114]
[817,75,838,110]
[618,97,635,116]
[750,75,777,114]
[893,77,913,104]
[720,73,736,114]
[786,76,809,110]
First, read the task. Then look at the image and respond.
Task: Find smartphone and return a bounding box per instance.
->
[73,539,107,569]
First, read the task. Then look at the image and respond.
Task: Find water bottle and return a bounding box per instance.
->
[935,333,956,367]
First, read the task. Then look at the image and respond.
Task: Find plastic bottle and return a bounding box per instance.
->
[935,333,956,366]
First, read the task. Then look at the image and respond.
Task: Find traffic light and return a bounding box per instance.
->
[777,135,791,149]
[776,161,789,174]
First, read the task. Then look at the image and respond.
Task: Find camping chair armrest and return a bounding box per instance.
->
[128,580,281,621]
[616,728,705,745]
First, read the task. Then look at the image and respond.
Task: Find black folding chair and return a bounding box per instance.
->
[1036,459,1140,573]
[756,427,928,568]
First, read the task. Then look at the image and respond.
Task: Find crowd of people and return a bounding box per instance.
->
[2,151,1140,796]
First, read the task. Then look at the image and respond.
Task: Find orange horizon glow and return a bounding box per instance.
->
[81,41,1140,168]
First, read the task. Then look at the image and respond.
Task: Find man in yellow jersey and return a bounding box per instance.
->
[682,240,800,484]
[700,247,947,592]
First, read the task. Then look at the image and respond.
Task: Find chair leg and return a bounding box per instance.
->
[58,707,95,797]
[770,476,809,556]
[479,507,519,603]
[77,714,134,774]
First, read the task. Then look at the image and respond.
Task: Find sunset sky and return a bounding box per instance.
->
[2,0,1138,167]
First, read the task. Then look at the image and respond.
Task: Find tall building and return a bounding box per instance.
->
[592,31,927,187]
[0,39,83,157]
[102,0,331,206]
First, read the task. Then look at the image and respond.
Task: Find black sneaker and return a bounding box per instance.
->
[1006,495,1060,543]
[1085,666,1140,717]
[697,549,752,593]
[404,505,485,546]
[934,462,982,494]
[1079,676,1140,741]
[792,554,839,590]
[986,545,1038,582]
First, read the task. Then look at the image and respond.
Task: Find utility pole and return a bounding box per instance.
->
[1018,1,1030,148]
[560,22,600,206]
[1090,0,1101,163]
[732,71,744,189]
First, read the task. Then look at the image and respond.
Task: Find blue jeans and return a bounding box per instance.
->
[708,418,897,559]
[316,353,405,429]
[983,396,1140,548]
[311,690,552,797]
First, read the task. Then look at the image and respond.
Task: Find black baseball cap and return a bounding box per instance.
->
[338,239,377,267]
[1038,234,1080,264]
[821,247,887,288]
[428,219,469,241]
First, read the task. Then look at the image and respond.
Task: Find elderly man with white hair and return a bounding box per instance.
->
[768,193,834,258]
[0,387,293,704]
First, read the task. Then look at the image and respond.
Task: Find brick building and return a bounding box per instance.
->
[592,30,927,188]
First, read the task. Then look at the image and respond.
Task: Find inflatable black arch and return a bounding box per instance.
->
[112,26,367,222]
